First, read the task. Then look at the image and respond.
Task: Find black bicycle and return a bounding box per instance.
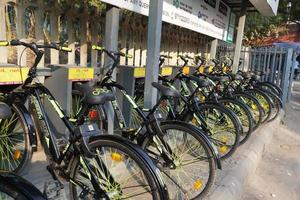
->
[0,40,168,200]
[73,46,221,200]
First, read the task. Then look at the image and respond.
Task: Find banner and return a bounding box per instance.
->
[101,0,234,41]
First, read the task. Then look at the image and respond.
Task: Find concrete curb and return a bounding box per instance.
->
[206,112,283,200]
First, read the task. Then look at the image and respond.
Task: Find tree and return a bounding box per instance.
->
[244,0,300,45]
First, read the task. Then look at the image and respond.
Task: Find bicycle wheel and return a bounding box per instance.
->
[0,104,32,173]
[0,172,46,200]
[219,98,254,145]
[261,89,281,122]
[142,122,216,200]
[233,92,264,131]
[193,103,241,159]
[258,82,280,98]
[69,136,167,200]
[245,89,272,123]
[264,82,282,97]
[0,182,27,200]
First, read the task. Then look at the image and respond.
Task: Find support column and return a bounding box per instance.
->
[16,3,27,66]
[67,16,76,65]
[281,48,293,108]
[288,51,297,101]
[90,21,98,68]
[232,1,247,73]
[35,3,45,68]
[210,39,218,60]
[144,0,163,108]
[50,11,59,64]
[80,16,88,67]
[0,2,8,63]
[104,7,120,134]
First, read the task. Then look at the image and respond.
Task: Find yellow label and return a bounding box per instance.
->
[161,67,173,76]
[133,67,146,78]
[0,67,29,85]
[68,68,94,81]
[182,66,190,75]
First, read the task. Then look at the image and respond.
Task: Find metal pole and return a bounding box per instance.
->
[104,6,120,134]
[288,51,297,101]
[232,0,247,73]
[0,2,8,63]
[144,0,163,108]
[210,39,218,60]
[281,48,293,108]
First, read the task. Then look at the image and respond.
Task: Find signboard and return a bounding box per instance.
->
[0,67,29,85]
[249,0,279,16]
[226,11,236,43]
[101,0,234,41]
[68,68,94,81]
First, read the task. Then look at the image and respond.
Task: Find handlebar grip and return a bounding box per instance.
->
[160,55,172,59]
[0,41,9,46]
[60,46,72,52]
[125,54,133,58]
[92,45,104,51]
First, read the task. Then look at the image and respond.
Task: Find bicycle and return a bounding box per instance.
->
[73,46,221,200]
[0,40,169,200]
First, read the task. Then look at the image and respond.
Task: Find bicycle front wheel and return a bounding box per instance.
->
[0,104,32,174]
[142,122,216,200]
[69,135,167,200]
[194,103,241,159]
[219,98,254,145]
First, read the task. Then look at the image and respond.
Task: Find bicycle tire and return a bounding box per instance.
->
[194,103,241,159]
[141,122,216,200]
[69,135,168,200]
[232,92,263,131]
[245,89,272,123]
[219,98,254,145]
[0,104,32,174]
[259,89,281,122]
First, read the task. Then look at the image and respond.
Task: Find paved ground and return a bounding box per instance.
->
[241,81,300,200]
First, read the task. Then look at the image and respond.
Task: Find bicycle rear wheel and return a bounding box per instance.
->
[142,122,216,200]
[69,135,167,200]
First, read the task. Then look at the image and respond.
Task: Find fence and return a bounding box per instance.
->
[0,1,214,69]
[239,46,298,107]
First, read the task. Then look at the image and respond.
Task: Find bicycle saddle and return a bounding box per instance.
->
[0,102,12,119]
[152,82,181,98]
[238,71,252,79]
[227,72,243,81]
[74,82,115,105]
[189,75,212,87]
[206,75,229,83]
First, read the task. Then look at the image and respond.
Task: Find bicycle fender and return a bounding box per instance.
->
[90,134,169,200]
[14,103,38,151]
[0,172,46,200]
[161,120,222,170]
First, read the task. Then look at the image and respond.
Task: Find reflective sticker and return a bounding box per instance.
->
[111,153,122,162]
[49,100,64,118]
[14,150,21,160]
[193,180,203,190]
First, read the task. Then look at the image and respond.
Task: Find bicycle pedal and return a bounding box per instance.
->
[43,180,66,200]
